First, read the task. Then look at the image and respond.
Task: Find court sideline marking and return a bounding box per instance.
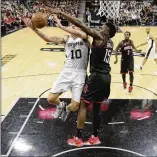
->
[2,88,51,156]
[3,97,40,156]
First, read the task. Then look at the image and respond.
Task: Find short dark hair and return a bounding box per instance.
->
[125,31,131,36]
[105,23,116,38]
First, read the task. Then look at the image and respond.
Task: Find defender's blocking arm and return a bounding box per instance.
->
[46,8,102,40]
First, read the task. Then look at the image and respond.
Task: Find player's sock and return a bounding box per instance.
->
[66,106,70,112]
[129,72,134,86]
[53,102,64,118]
[57,102,63,108]
[92,103,101,137]
[122,74,126,83]
[76,128,83,138]
[60,102,70,121]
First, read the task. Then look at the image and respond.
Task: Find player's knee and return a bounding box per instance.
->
[68,102,80,111]
[47,94,56,104]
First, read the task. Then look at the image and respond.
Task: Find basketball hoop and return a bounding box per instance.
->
[97,1,120,20]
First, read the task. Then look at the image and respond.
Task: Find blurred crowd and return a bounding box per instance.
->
[85,0,157,27]
[118,1,157,26]
[2,0,157,37]
[1,0,80,36]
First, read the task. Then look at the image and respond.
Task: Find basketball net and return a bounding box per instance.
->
[97,1,120,20]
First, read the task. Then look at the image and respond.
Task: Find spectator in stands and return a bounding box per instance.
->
[1,0,80,36]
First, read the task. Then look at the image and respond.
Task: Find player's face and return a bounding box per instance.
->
[146,28,150,34]
[124,33,130,39]
[101,25,110,37]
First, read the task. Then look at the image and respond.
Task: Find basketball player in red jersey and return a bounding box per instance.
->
[115,31,139,93]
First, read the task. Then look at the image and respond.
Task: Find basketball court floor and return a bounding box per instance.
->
[1,26,157,157]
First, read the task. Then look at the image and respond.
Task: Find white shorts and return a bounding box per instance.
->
[50,69,86,103]
[145,47,157,60]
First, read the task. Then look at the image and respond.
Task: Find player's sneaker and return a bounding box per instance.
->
[52,102,64,118]
[67,136,83,147]
[84,135,101,145]
[128,86,133,93]
[123,82,127,89]
[135,65,142,70]
[60,102,70,121]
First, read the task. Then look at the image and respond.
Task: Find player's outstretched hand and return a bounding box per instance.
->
[23,17,35,30]
[45,7,61,15]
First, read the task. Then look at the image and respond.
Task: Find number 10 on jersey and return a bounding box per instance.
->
[71,49,82,59]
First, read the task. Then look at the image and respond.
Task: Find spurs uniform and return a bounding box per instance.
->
[145,34,157,60]
[50,36,90,102]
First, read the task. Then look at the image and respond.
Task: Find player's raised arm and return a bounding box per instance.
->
[46,8,102,40]
[23,18,66,44]
[53,15,88,39]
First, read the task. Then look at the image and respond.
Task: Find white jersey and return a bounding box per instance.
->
[64,36,90,72]
[147,34,156,49]
[145,34,157,59]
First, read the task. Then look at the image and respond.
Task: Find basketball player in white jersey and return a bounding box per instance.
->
[135,28,157,73]
[23,17,90,120]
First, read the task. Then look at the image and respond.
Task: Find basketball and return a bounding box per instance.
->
[31,12,47,29]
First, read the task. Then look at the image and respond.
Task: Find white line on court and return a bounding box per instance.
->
[1,98,19,123]
[108,121,125,124]
[28,102,36,104]
[20,115,28,118]
[76,121,125,125]
[39,105,45,110]
[138,116,150,121]
[9,132,18,135]
[52,146,146,157]
[36,121,44,123]
[5,97,40,156]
